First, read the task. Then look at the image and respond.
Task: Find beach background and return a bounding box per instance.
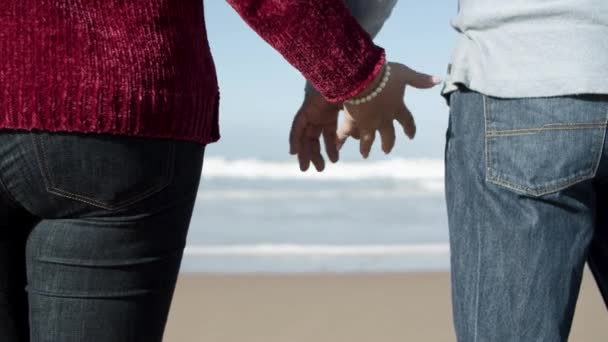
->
[165,2,607,341]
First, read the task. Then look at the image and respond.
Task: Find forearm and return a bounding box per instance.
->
[227,0,385,102]
[305,0,399,95]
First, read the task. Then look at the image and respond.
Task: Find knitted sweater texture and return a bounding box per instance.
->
[1,1,384,144]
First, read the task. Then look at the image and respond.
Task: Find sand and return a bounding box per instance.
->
[165,270,607,341]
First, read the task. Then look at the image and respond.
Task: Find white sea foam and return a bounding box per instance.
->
[196,184,445,200]
[184,244,450,257]
[202,157,444,181]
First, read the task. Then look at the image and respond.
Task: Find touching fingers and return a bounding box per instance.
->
[350,127,361,140]
[337,114,356,150]
[395,104,416,139]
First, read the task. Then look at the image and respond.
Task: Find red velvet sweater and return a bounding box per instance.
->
[1,1,384,144]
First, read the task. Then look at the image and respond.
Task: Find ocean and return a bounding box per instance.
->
[190,0,453,274]
[181,157,450,273]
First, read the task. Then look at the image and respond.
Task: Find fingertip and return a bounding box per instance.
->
[406,127,417,140]
[382,140,395,154]
[299,160,310,172]
[314,159,326,172]
[336,137,346,151]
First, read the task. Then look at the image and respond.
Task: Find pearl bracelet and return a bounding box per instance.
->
[345,63,391,106]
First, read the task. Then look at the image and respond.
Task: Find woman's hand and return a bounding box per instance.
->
[338,62,441,158]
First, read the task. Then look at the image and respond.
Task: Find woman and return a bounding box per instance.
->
[0,1,436,341]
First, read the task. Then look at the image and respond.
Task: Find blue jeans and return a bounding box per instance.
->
[445,89,608,341]
[0,131,204,342]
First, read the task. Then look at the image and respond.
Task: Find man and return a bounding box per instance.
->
[290,1,608,341]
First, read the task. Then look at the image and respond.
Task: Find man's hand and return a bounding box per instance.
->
[338,62,441,158]
[290,93,342,172]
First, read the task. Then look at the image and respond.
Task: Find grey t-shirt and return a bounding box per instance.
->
[443,0,608,97]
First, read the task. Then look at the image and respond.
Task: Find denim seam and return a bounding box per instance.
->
[487,123,608,137]
[0,169,21,208]
[475,95,489,342]
[25,286,164,299]
[591,107,608,177]
[34,248,184,267]
[32,135,176,211]
[483,97,608,197]
[486,174,593,197]
[484,95,491,190]
[473,219,482,342]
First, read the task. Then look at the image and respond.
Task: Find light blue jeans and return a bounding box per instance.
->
[445,88,608,341]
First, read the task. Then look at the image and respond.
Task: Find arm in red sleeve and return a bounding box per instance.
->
[226,0,386,102]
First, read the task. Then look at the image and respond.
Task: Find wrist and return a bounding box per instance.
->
[345,63,391,105]
[305,91,343,111]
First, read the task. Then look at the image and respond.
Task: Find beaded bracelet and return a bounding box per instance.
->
[345,63,391,105]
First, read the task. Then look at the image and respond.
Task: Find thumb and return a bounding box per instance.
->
[401,65,442,89]
[336,135,348,151]
[337,115,357,151]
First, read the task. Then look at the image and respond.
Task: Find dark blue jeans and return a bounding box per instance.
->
[0,131,204,342]
[446,89,608,341]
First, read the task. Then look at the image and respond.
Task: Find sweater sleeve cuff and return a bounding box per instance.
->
[325,51,386,103]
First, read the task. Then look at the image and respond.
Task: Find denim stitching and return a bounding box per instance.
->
[487,174,593,197]
[487,123,608,137]
[475,94,489,342]
[26,286,162,299]
[0,169,22,208]
[483,95,491,190]
[33,135,176,211]
[474,215,482,342]
[591,106,608,177]
[35,135,110,208]
[33,134,54,194]
[483,98,608,197]
[487,132,603,196]
[46,170,174,211]
[35,248,184,267]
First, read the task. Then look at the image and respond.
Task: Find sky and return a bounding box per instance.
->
[203,1,458,161]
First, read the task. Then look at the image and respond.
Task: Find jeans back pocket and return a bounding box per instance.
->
[32,133,176,210]
[484,95,608,197]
